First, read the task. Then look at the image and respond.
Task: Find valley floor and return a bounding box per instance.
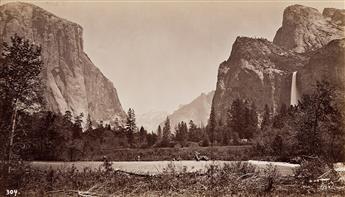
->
[30,160,299,176]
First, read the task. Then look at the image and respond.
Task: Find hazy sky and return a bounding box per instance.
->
[2,0,344,114]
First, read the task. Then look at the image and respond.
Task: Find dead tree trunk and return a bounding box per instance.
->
[7,99,18,172]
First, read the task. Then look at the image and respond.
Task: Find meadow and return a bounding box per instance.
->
[30,160,299,176]
[84,145,254,161]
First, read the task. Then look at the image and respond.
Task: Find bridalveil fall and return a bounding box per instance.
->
[290,71,299,106]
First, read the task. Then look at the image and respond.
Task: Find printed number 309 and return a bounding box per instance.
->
[6,189,18,196]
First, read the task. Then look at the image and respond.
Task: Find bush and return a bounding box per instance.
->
[294,157,331,182]
[0,159,32,191]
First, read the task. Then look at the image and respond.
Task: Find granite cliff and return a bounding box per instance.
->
[0,2,126,122]
[212,4,344,124]
[299,38,345,97]
[273,4,344,53]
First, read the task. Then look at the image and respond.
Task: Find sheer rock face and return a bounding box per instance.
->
[212,37,307,123]
[299,38,345,96]
[273,5,344,53]
[212,5,344,124]
[0,2,126,122]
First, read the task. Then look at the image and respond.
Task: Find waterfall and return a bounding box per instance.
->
[290,71,299,106]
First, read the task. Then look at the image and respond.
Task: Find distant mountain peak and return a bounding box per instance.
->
[136,110,169,132]
[163,90,215,130]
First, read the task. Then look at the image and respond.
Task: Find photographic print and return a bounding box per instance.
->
[0,0,344,196]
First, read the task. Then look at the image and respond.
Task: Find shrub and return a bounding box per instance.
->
[294,157,330,182]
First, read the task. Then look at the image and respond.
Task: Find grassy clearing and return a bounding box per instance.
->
[29,160,299,176]
[86,145,253,161]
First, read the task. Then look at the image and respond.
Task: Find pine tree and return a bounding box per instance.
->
[146,132,158,147]
[245,102,258,139]
[63,111,73,124]
[125,108,137,147]
[62,111,73,142]
[175,121,188,146]
[272,104,287,129]
[157,125,162,141]
[161,117,171,147]
[74,113,84,129]
[73,113,84,139]
[86,114,93,131]
[201,131,210,147]
[175,122,183,142]
[98,120,104,129]
[139,126,148,146]
[189,120,197,131]
[243,102,251,139]
[271,134,283,156]
[261,104,271,130]
[35,111,59,160]
[208,105,216,146]
[188,120,200,142]
[227,99,243,139]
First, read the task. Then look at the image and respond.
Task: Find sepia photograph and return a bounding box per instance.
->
[0,0,344,196]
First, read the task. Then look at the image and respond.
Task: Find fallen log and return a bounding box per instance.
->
[237,173,255,180]
[113,169,154,177]
[46,189,102,197]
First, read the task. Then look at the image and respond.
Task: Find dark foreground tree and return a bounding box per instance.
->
[0,34,43,168]
[226,99,258,142]
[296,81,345,161]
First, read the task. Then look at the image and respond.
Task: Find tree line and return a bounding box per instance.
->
[206,81,345,162]
[253,81,345,162]
[1,34,344,165]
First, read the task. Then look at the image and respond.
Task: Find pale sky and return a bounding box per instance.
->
[2,0,344,114]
